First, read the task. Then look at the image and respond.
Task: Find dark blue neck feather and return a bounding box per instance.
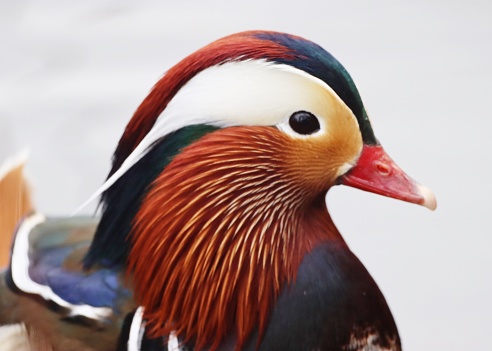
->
[83,125,218,269]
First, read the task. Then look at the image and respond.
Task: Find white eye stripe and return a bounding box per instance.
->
[159,59,329,128]
[75,59,355,213]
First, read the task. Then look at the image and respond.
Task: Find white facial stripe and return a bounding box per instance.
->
[11,214,113,320]
[163,60,321,126]
[75,59,357,213]
[128,306,145,351]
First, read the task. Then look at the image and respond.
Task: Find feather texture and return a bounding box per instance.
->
[129,126,354,350]
[0,30,435,351]
[0,152,33,267]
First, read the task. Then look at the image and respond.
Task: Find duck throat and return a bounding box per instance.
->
[128,126,343,350]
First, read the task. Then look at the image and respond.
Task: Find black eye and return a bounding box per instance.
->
[288,111,320,135]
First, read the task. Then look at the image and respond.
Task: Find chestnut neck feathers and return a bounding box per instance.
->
[129,126,346,350]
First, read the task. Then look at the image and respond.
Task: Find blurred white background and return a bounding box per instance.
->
[1,0,490,350]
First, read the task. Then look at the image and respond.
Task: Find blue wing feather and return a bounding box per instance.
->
[12,215,133,317]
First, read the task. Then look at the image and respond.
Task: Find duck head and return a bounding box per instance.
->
[83,31,436,349]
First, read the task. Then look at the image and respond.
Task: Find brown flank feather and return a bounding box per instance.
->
[129,127,347,350]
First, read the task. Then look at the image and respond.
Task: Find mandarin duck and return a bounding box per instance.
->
[0,31,436,351]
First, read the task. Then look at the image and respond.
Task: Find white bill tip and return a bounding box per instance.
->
[417,183,437,211]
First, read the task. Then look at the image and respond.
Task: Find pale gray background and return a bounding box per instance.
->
[1,1,490,350]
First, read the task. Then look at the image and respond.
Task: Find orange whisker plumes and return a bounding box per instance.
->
[0,157,33,267]
[128,126,339,350]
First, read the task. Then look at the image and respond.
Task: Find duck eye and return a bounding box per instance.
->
[288,111,320,135]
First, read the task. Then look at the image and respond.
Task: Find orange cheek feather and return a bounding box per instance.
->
[128,126,350,350]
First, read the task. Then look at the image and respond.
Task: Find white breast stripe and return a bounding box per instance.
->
[127,306,180,351]
[128,306,145,351]
[11,214,113,320]
[167,331,181,351]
